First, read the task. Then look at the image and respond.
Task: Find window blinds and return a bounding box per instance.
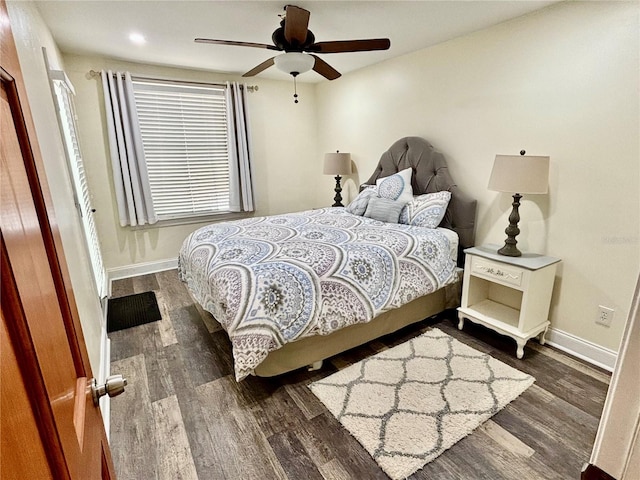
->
[52,79,107,298]
[131,79,231,219]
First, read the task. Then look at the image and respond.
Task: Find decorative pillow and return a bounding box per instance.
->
[346,186,377,216]
[375,168,413,205]
[399,191,452,228]
[363,196,405,223]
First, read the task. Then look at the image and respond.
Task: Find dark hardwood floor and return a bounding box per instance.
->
[109,270,610,480]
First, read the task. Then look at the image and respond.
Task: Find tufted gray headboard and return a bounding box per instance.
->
[364,137,477,266]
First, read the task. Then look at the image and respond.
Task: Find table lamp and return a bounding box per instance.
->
[488,150,549,257]
[323,151,352,207]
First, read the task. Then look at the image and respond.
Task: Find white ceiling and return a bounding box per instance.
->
[35,0,558,83]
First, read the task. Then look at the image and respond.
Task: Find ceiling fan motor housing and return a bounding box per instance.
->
[272,27,315,52]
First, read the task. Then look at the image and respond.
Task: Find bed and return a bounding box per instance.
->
[179,137,476,380]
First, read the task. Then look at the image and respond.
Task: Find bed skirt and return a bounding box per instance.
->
[253,275,461,377]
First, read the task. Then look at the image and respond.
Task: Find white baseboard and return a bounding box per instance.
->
[98,300,111,440]
[107,258,178,283]
[104,259,618,372]
[546,327,617,372]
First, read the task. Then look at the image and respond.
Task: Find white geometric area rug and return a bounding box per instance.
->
[309,328,534,480]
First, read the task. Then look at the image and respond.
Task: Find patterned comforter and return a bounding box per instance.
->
[178,208,456,380]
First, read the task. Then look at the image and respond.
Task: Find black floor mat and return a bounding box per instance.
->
[107,291,162,333]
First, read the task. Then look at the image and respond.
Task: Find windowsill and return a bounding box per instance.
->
[129,211,255,230]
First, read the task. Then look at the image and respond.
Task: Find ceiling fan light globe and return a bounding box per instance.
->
[274,53,315,75]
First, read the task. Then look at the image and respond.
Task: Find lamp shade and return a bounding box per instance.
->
[323,152,352,176]
[274,53,315,75]
[488,154,549,194]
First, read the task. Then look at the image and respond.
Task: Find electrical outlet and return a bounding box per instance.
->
[596,305,614,327]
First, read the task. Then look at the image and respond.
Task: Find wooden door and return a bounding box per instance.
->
[0,3,116,479]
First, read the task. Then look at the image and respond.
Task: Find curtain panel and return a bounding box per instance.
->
[101,70,157,226]
[226,82,255,212]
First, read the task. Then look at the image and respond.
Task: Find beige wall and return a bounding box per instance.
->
[6,1,103,373]
[315,1,640,352]
[63,55,319,270]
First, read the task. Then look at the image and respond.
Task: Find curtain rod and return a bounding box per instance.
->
[88,69,259,92]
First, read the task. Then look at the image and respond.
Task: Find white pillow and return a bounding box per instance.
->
[376,168,413,205]
[399,191,451,228]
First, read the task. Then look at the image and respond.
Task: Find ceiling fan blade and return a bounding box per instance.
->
[195,38,279,51]
[311,55,341,81]
[308,39,391,54]
[284,5,310,46]
[242,57,276,77]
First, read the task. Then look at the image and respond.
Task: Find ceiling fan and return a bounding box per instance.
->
[195,5,391,82]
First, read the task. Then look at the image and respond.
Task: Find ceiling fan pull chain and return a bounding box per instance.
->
[293,72,299,103]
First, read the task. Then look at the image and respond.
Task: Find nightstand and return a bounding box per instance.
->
[457,244,561,359]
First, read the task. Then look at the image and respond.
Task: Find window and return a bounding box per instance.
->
[102,72,253,226]
[131,79,231,220]
[50,72,107,298]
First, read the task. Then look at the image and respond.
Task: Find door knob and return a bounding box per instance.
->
[91,374,127,406]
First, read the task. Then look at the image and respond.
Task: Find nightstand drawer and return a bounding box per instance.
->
[470,255,524,287]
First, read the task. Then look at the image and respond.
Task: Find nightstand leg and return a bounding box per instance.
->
[457,314,465,330]
[539,327,548,345]
[516,340,526,359]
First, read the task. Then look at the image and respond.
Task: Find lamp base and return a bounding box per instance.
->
[332,175,344,207]
[497,193,522,257]
[498,242,522,257]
